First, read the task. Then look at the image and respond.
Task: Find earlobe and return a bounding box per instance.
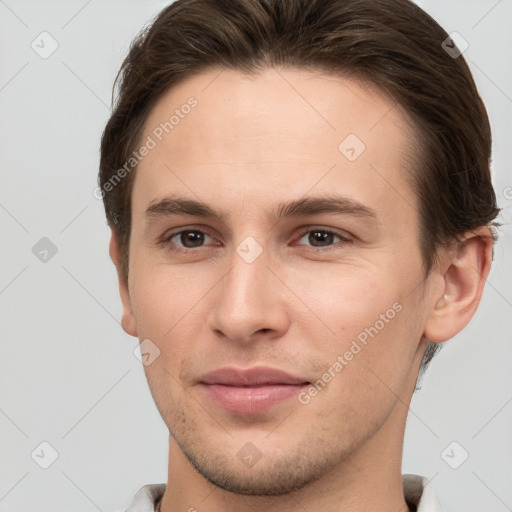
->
[109,228,138,338]
[423,227,493,343]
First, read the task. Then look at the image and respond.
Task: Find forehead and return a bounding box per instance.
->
[133,67,419,228]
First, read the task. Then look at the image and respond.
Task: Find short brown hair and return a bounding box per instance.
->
[99,0,500,372]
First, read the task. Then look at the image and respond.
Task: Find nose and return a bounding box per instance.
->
[208,241,290,345]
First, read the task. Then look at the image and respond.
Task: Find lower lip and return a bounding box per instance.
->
[199,383,308,414]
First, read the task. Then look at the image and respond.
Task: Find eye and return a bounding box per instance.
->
[158,226,352,254]
[159,228,218,253]
[295,228,351,250]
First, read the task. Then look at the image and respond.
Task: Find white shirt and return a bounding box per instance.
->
[125,474,444,511]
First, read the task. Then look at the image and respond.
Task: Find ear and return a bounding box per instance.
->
[109,228,138,338]
[423,227,494,343]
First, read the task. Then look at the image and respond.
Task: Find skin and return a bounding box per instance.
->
[109,67,492,512]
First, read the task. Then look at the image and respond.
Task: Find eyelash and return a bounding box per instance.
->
[158,227,352,254]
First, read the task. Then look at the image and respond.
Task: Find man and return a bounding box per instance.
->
[98,0,500,510]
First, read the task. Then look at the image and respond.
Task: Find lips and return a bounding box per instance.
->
[198,366,310,414]
[198,366,310,386]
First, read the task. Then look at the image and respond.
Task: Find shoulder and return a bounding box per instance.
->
[403,474,444,512]
[125,483,166,512]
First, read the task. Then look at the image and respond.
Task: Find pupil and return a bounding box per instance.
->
[182,231,204,247]
[310,231,333,246]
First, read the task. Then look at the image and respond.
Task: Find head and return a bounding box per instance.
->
[99,0,499,497]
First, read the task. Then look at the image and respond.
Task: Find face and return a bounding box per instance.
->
[120,67,435,495]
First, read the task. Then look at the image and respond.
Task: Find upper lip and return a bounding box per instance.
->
[199,366,310,386]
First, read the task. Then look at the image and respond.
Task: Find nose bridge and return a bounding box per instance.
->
[221,238,270,316]
[209,235,287,342]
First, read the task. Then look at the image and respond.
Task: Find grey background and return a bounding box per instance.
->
[0,1,510,511]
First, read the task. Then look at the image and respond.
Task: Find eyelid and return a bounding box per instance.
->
[157,225,218,248]
[295,226,352,240]
[292,226,353,250]
[158,224,353,254]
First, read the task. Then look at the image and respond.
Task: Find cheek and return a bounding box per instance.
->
[301,301,420,442]
[128,259,216,364]
[298,263,420,392]
[128,239,194,323]
[298,264,402,346]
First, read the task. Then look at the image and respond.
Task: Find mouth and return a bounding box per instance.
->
[198,366,310,414]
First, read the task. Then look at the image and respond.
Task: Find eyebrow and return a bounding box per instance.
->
[145,194,378,225]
